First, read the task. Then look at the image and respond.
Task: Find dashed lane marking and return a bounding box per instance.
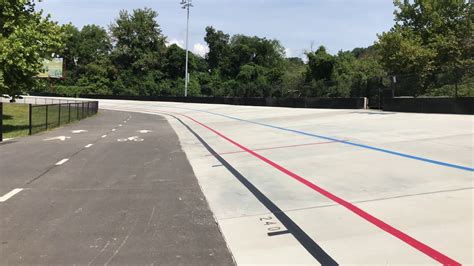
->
[55,158,69,165]
[0,188,24,202]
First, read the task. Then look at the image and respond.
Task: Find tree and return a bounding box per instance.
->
[110,8,166,73]
[306,46,335,82]
[108,8,168,96]
[377,28,436,95]
[0,0,64,100]
[204,27,286,97]
[282,57,306,97]
[163,44,202,80]
[76,25,111,66]
[377,0,472,95]
[204,26,230,72]
[61,23,80,78]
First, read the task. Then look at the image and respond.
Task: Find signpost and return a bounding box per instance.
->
[36,58,64,79]
[36,58,64,93]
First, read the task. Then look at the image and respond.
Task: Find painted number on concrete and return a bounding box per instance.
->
[259,216,281,233]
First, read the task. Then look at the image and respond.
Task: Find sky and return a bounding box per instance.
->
[36,0,396,58]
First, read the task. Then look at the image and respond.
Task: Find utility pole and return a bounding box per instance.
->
[180,0,193,97]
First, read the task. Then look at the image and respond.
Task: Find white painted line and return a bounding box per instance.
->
[85,144,93,148]
[112,129,116,132]
[71,130,88,134]
[101,135,107,138]
[44,136,71,142]
[118,124,122,127]
[55,158,69,165]
[0,188,24,202]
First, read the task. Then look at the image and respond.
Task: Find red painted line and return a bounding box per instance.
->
[170,111,460,266]
[206,140,341,157]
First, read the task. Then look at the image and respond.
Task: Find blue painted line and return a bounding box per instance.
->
[150,104,474,172]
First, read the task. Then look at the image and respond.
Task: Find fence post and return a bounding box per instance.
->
[29,104,32,135]
[0,102,3,142]
[45,105,49,130]
[68,103,71,123]
[76,103,79,120]
[58,103,61,126]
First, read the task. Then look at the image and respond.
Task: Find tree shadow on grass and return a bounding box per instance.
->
[3,124,29,134]
[1,114,13,120]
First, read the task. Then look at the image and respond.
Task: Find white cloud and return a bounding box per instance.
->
[166,39,209,57]
[166,38,184,48]
[284,48,292,58]
[192,43,209,57]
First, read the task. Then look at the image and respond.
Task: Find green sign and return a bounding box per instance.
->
[37,58,63,79]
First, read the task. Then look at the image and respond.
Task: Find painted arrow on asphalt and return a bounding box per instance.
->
[71,130,88,134]
[44,136,71,141]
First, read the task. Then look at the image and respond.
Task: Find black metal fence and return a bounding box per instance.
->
[0,100,99,141]
[383,97,474,114]
[29,101,99,135]
[0,102,3,142]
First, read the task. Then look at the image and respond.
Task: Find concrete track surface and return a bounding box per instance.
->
[99,99,473,265]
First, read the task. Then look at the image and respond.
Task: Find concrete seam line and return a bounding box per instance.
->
[169,111,461,266]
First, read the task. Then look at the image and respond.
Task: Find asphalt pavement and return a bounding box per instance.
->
[0,110,234,265]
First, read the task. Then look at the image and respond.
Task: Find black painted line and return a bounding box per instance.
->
[168,114,338,266]
[268,230,291,237]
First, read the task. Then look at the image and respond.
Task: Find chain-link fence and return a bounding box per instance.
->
[29,101,98,134]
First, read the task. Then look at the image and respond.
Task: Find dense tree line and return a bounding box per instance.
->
[1,0,472,99]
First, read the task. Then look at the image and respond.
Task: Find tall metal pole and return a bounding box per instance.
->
[181,0,192,97]
[184,4,190,97]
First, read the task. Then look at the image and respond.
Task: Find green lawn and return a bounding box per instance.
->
[2,103,30,138]
[2,102,97,139]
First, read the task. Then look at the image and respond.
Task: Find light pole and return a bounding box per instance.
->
[180,0,193,97]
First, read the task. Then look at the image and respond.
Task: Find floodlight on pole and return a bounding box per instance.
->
[180,0,193,97]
